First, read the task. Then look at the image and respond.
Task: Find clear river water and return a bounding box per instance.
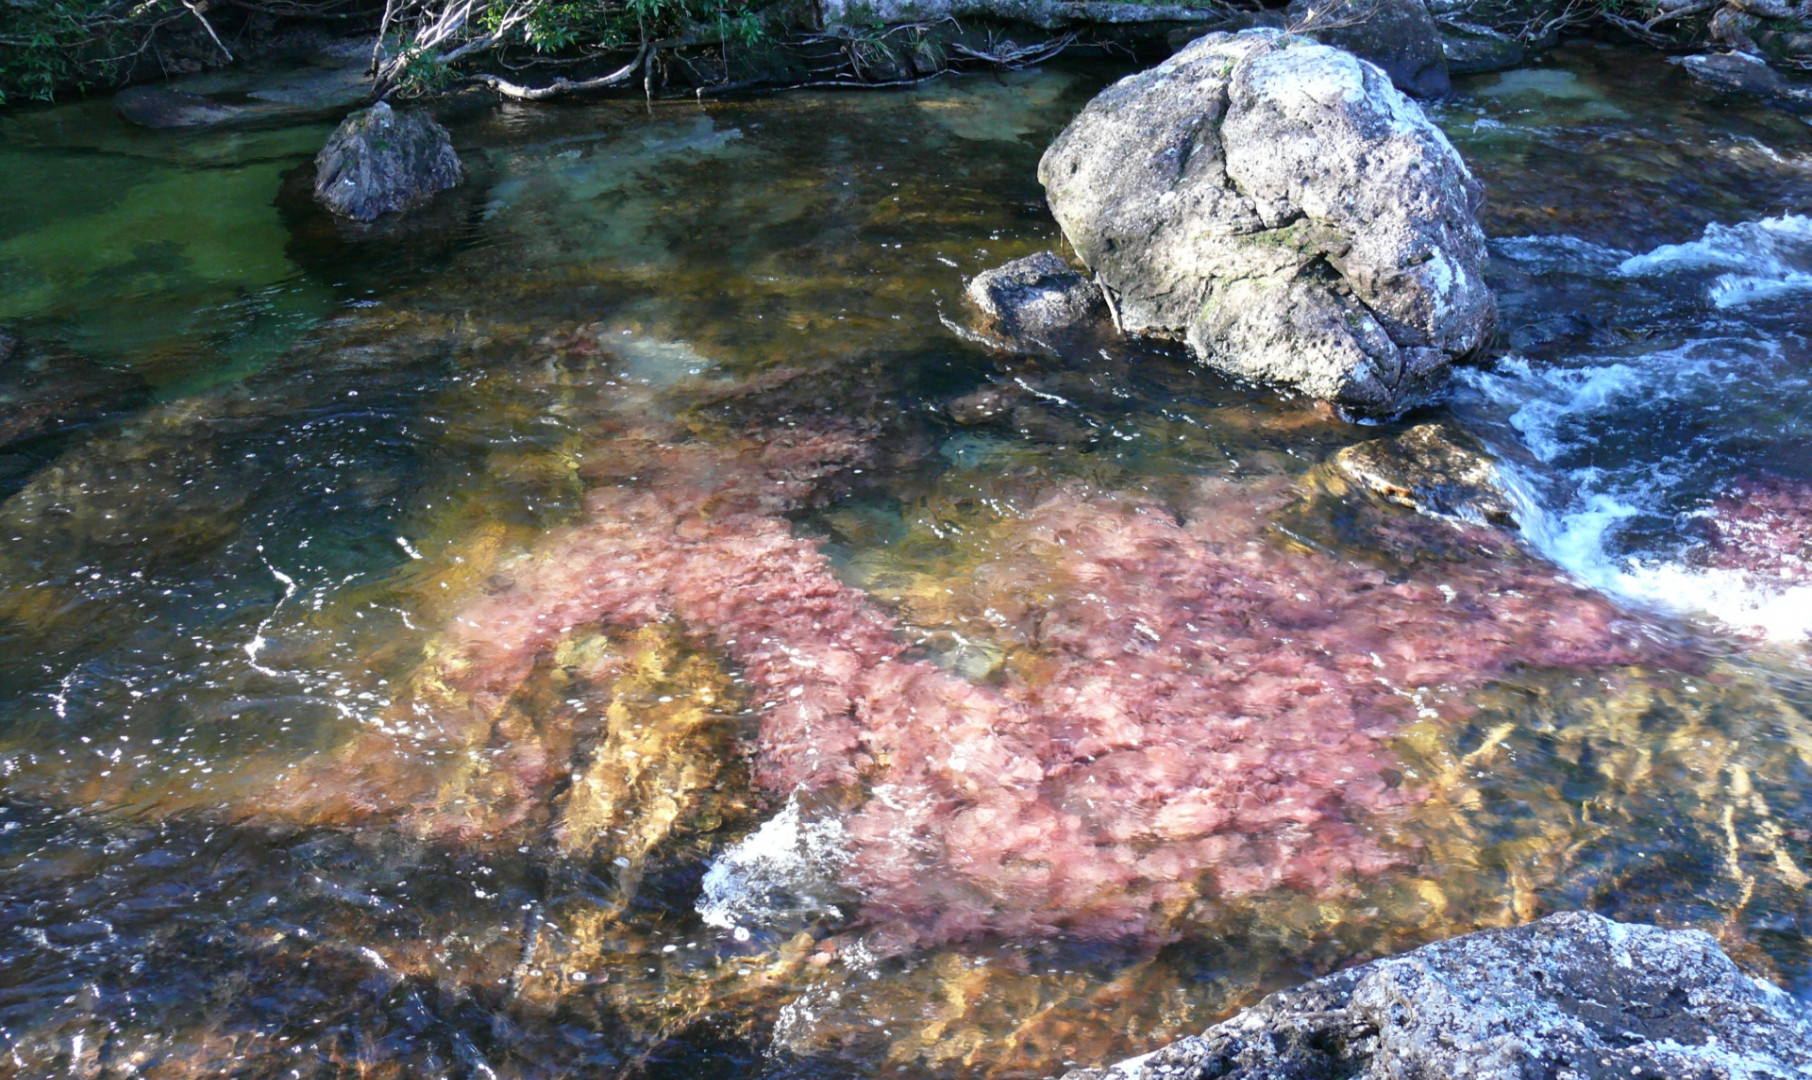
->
[0,41,1810,1079]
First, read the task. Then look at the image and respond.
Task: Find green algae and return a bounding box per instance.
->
[0,105,335,386]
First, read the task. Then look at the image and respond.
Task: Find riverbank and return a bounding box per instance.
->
[8,0,1812,109]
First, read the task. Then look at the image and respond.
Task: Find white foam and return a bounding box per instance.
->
[1617,214,1812,309]
[1510,478,1812,643]
[1458,331,1812,645]
[1608,561,1812,645]
[697,793,850,934]
[1490,234,1631,275]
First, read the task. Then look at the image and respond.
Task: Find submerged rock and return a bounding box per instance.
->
[1333,423,1519,526]
[963,250,1107,352]
[1064,911,1812,1080]
[1437,23,1526,75]
[115,85,251,128]
[313,101,464,222]
[0,330,150,493]
[1677,52,1812,114]
[1039,30,1495,414]
[1285,0,1451,97]
[1699,473,1812,585]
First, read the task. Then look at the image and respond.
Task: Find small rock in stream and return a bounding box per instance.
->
[1676,52,1812,114]
[1437,23,1527,75]
[313,101,464,222]
[1284,0,1451,97]
[1334,422,1519,526]
[1063,911,1812,1080]
[962,251,1108,353]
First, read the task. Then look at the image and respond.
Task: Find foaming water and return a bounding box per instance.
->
[698,794,852,938]
[1618,214,1812,309]
[1457,221,1812,645]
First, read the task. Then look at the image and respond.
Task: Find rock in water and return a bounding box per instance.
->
[1063,912,1812,1080]
[1039,30,1495,414]
[1285,0,1451,97]
[115,86,249,128]
[1334,423,1520,526]
[1438,24,1527,76]
[963,250,1107,353]
[1677,52,1812,114]
[313,101,463,222]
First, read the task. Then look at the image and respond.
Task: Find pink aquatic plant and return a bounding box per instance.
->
[835,481,1649,943]
[1701,474,1812,585]
[350,414,1650,945]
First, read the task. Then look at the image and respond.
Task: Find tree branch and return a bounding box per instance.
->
[467,40,649,98]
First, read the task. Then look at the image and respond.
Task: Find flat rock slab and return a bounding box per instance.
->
[1063,911,1812,1080]
[115,85,259,128]
[243,62,372,111]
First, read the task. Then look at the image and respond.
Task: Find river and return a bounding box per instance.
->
[0,41,1809,1079]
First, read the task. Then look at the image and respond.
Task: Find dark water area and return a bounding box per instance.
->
[1,42,1810,1079]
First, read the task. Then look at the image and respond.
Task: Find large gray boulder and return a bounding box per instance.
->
[313,101,463,222]
[1039,30,1495,414]
[1064,912,1812,1080]
[1285,0,1451,97]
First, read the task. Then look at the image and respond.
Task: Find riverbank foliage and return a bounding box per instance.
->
[0,0,171,102]
[374,0,778,95]
[0,0,775,101]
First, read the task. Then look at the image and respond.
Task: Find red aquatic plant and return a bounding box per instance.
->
[1702,474,1812,584]
[397,419,1651,945]
[835,480,1648,943]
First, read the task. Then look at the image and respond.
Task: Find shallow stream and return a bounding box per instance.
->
[1,42,1810,1079]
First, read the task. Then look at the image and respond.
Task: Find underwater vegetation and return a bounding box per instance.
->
[1701,473,1812,586]
[228,315,1665,955]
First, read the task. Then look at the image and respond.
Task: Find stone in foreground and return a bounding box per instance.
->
[313,101,463,222]
[963,251,1107,353]
[1062,912,1812,1080]
[1040,30,1495,414]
